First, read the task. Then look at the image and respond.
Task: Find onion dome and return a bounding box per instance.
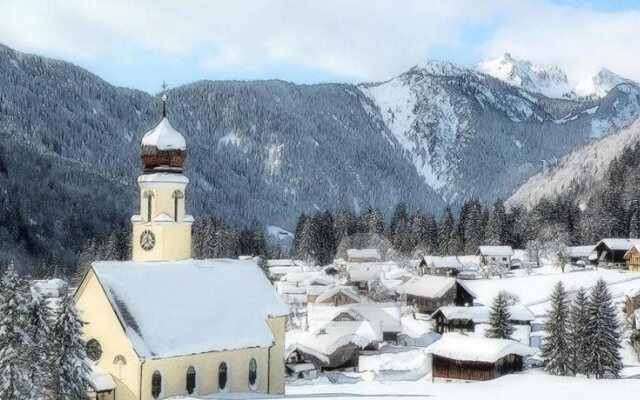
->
[141,94,187,173]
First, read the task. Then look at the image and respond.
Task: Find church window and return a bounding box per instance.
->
[143,190,154,222]
[248,358,258,388]
[218,362,228,390]
[113,355,127,379]
[151,371,162,399]
[86,339,102,361]
[186,366,196,394]
[172,190,184,222]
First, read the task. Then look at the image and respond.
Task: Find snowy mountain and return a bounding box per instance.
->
[475,53,571,98]
[572,68,633,99]
[506,119,640,209]
[1,42,640,267]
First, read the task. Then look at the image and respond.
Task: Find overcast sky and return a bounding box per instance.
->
[0,0,638,93]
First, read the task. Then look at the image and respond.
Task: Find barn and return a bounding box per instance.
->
[429,333,534,382]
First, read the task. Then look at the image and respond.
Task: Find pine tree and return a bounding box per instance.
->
[0,264,32,399]
[485,291,514,339]
[437,207,456,255]
[541,281,572,375]
[570,287,590,375]
[26,293,55,398]
[51,293,91,400]
[485,200,507,245]
[585,279,623,378]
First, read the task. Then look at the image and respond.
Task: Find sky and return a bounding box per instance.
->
[0,0,638,93]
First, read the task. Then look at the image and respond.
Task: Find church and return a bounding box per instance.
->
[75,96,288,400]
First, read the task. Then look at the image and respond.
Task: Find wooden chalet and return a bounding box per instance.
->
[397,276,475,314]
[625,288,640,316]
[429,333,533,382]
[624,245,640,272]
[346,262,390,294]
[566,245,595,266]
[594,238,640,268]
[476,246,513,267]
[431,305,535,334]
[315,286,362,306]
[346,248,381,263]
[418,256,463,277]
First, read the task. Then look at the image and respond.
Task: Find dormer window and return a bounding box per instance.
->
[172,190,184,222]
[143,190,154,222]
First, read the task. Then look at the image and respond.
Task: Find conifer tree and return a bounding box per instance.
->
[541,281,572,375]
[485,291,514,339]
[51,293,91,400]
[585,279,623,378]
[570,287,590,375]
[26,293,54,398]
[0,264,32,399]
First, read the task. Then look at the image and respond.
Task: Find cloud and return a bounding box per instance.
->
[0,0,638,84]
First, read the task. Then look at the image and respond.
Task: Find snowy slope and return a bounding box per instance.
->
[506,119,640,209]
[475,53,570,98]
[573,68,633,99]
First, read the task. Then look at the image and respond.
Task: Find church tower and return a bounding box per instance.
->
[131,94,193,261]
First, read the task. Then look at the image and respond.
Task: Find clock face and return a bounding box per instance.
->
[140,230,155,251]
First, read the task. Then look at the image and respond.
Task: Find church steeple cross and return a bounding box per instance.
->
[160,81,168,118]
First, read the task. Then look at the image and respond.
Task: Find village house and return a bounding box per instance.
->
[418,256,464,277]
[431,305,535,334]
[476,246,513,268]
[266,259,306,281]
[346,262,392,294]
[346,248,381,263]
[594,238,640,268]
[624,244,640,272]
[74,103,288,400]
[625,288,640,316]
[566,245,595,267]
[396,276,476,314]
[429,333,534,382]
[314,286,363,306]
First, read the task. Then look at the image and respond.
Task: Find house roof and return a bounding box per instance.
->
[90,259,288,359]
[596,238,640,252]
[346,248,381,260]
[423,256,463,270]
[88,364,116,392]
[294,320,382,362]
[623,244,640,260]
[396,276,476,299]
[432,305,535,323]
[427,332,534,363]
[477,246,513,257]
[315,286,362,304]
[266,259,306,267]
[566,245,595,258]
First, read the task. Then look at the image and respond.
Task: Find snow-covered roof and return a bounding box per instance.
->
[566,245,595,258]
[137,172,189,184]
[88,364,116,392]
[266,259,306,268]
[423,256,463,270]
[351,302,402,332]
[477,246,513,257]
[396,276,476,299]
[346,248,381,260]
[295,320,382,362]
[268,266,304,277]
[427,332,534,363]
[346,262,393,282]
[596,238,640,251]
[31,278,68,299]
[433,305,534,323]
[90,259,288,359]
[315,286,362,304]
[141,117,186,150]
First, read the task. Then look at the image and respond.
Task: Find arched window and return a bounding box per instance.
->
[186,366,196,394]
[218,362,228,391]
[143,190,154,222]
[172,190,184,222]
[151,371,162,399]
[113,355,127,379]
[248,358,258,388]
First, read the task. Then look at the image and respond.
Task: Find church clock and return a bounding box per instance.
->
[140,230,156,251]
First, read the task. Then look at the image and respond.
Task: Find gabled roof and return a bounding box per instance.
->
[346,248,381,260]
[396,276,476,299]
[596,238,640,252]
[422,256,463,270]
[90,259,288,359]
[432,305,535,323]
[566,245,595,258]
[315,286,362,304]
[477,246,513,257]
[427,332,534,363]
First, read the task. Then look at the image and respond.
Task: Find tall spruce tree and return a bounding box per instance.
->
[570,287,590,376]
[0,264,32,399]
[585,279,623,378]
[541,281,572,375]
[26,293,55,398]
[51,293,91,400]
[485,291,514,339]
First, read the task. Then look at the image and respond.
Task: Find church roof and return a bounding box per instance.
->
[91,258,288,359]
[141,117,186,151]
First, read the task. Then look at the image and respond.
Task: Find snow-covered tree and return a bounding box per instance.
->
[585,279,623,378]
[541,281,572,375]
[26,293,55,398]
[0,264,32,399]
[485,291,514,339]
[51,293,91,400]
[570,287,591,375]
